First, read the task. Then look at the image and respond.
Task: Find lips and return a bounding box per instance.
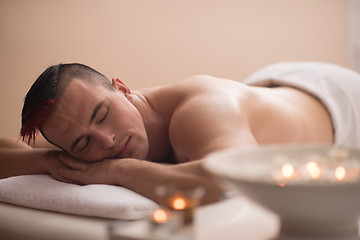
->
[114,137,131,158]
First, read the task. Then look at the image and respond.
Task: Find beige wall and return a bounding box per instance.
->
[0,0,347,137]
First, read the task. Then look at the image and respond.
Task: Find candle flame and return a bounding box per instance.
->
[335,166,346,181]
[282,163,294,178]
[306,161,320,179]
[278,182,286,187]
[172,197,186,210]
[153,209,168,223]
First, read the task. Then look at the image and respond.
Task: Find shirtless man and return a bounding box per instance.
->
[1,62,359,204]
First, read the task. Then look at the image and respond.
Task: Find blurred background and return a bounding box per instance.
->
[0,0,359,137]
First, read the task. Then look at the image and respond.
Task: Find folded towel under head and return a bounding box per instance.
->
[0,175,158,220]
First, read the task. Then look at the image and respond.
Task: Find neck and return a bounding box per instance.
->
[131,91,173,163]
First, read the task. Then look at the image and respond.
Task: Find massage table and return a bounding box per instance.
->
[0,202,109,240]
[0,175,279,240]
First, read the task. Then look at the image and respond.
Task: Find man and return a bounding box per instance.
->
[0,62,359,204]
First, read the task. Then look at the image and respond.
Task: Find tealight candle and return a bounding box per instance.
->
[148,207,182,236]
[156,185,204,225]
[172,197,186,210]
[306,161,321,179]
[271,147,360,186]
[275,163,299,186]
[152,208,169,224]
[334,166,346,181]
[167,195,199,224]
[282,163,295,178]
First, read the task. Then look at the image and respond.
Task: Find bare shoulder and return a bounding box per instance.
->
[141,75,249,120]
[167,75,257,162]
[170,74,245,93]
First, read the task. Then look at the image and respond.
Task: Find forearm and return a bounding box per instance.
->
[58,155,224,205]
[111,159,223,205]
[0,137,61,179]
[0,149,51,179]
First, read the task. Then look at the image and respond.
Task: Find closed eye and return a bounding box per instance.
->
[98,107,108,123]
[80,136,90,151]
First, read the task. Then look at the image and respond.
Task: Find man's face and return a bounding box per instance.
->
[41,78,149,162]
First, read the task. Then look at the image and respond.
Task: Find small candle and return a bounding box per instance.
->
[156,185,204,225]
[172,197,186,210]
[149,208,182,236]
[166,196,195,224]
[334,166,346,181]
[152,208,168,224]
[275,163,297,186]
[306,161,321,179]
[272,148,360,185]
[282,163,295,178]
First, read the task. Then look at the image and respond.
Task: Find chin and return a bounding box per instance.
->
[134,150,149,160]
[134,144,149,160]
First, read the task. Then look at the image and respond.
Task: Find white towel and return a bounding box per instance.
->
[0,174,158,220]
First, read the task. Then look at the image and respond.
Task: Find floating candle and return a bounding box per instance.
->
[306,161,321,179]
[282,163,294,178]
[334,166,346,181]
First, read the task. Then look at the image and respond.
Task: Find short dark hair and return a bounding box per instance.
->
[20,63,113,143]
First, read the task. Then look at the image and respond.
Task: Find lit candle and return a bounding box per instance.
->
[152,208,168,224]
[306,161,321,179]
[172,197,186,210]
[274,163,298,187]
[149,207,182,236]
[282,163,295,178]
[167,196,194,224]
[156,185,204,225]
[276,163,296,186]
[334,166,346,181]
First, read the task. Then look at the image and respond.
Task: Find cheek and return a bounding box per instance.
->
[112,107,142,128]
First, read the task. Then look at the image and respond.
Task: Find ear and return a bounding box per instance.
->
[111,77,133,101]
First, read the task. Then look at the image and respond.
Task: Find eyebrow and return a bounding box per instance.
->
[70,101,105,152]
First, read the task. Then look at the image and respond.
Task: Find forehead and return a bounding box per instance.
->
[63,78,105,98]
[41,79,109,149]
[57,78,107,116]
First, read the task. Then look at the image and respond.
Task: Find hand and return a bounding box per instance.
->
[41,150,78,184]
[58,154,119,185]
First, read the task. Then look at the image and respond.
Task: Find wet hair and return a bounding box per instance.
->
[20,63,113,144]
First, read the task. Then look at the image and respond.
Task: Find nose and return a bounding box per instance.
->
[93,129,115,149]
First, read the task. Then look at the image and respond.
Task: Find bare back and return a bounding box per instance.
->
[142,75,334,163]
[247,86,334,144]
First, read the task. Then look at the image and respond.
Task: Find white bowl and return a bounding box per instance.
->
[203,144,360,239]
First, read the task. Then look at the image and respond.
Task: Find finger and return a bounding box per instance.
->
[58,168,83,184]
[52,173,80,185]
[59,154,88,170]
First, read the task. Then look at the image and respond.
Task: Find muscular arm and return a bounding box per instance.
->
[169,79,258,161]
[0,137,72,182]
